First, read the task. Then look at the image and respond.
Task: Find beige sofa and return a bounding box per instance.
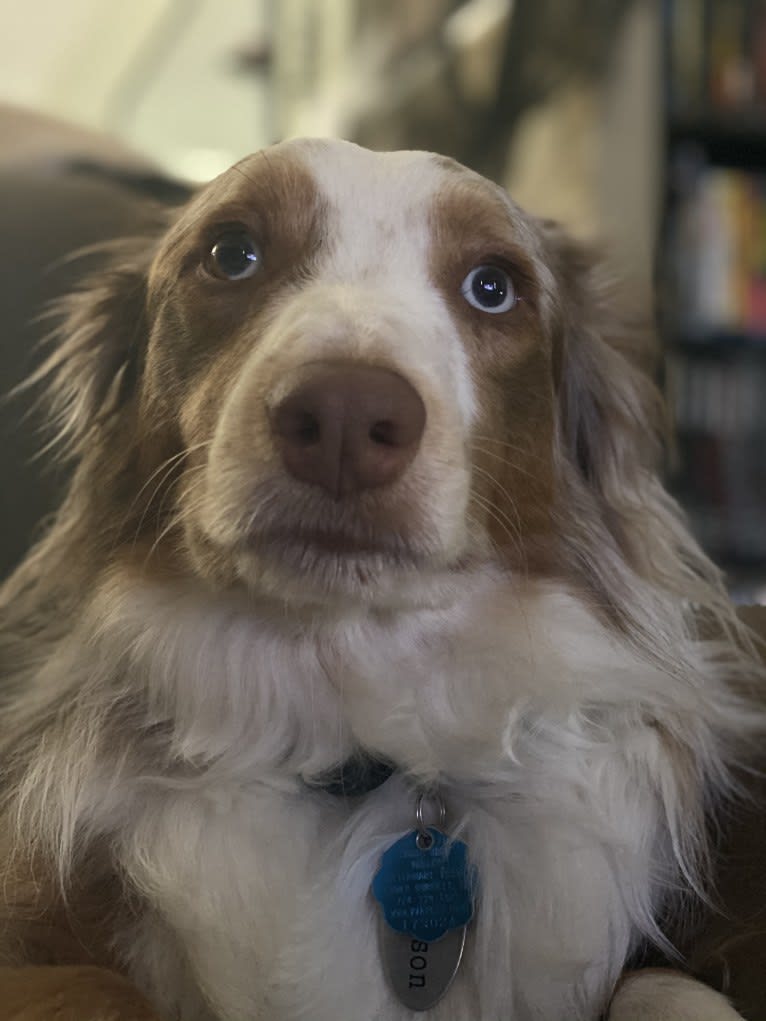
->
[0,104,189,577]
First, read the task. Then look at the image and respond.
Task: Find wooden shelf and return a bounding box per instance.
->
[671,109,766,137]
[669,111,766,165]
[668,332,766,357]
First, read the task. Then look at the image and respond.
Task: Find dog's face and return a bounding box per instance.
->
[44,138,661,615]
[141,139,560,602]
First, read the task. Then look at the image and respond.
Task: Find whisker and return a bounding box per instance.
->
[146,470,215,553]
[471,434,551,468]
[471,443,539,483]
[143,512,186,568]
[470,464,525,544]
[143,480,215,566]
[469,489,524,562]
[128,441,213,549]
[123,442,212,528]
[154,463,208,535]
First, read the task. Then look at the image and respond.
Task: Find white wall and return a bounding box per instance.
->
[0,0,270,178]
[600,0,662,292]
[505,1,661,291]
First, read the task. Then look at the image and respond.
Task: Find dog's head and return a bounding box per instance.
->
[38,138,671,624]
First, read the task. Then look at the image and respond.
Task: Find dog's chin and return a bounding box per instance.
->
[229,530,469,611]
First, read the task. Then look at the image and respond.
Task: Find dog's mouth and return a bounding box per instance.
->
[204,498,476,607]
[247,526,424,565]
[193,463,470,601]
[230,523,437,603]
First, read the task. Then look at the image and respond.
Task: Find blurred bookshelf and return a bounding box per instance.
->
[662,0,766,600]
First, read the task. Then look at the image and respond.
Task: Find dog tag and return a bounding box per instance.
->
[372,828,476,943]
[372,826,476,1010]
[377,922,467,1012]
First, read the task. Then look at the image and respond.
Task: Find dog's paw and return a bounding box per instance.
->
[0,965,161,1020]
[607,969,745,1021]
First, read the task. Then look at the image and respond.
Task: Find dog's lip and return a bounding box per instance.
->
[247,526,411,558]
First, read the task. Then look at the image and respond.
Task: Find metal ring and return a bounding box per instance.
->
[415,790,446,838]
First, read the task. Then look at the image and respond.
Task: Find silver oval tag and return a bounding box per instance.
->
[378,922,467,1012]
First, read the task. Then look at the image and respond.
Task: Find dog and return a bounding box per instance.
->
[0,138,763,1020]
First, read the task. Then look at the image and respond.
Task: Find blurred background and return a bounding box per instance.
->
[0,0,764,603]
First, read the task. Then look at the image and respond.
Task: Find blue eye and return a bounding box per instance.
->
[461,265,517,313]
[207,231,261,280]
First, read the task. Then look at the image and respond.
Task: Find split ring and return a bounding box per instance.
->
[415,790,446,849]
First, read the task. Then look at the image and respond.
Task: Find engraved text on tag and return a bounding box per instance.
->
[378,923,467,1012]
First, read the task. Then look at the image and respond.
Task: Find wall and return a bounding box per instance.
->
[0,0,270,179]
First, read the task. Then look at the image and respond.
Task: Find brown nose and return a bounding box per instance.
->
[269,364,426,498]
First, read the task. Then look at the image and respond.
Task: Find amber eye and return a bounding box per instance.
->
[206,231,261,280]
[461,265,517,313]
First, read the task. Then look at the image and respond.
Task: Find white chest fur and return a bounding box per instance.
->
[77,573,720,1020]
[121,770,650,1021]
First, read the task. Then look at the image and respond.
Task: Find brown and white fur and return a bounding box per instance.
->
[0,138,763,1020]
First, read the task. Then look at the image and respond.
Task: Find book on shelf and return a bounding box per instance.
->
[667,0,766,115]
[666,351,766,561]
[671,159,766,338]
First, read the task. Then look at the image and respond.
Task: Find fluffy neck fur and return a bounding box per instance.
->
[1,557,763,1020]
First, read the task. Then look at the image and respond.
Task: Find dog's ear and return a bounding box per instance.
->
[541,223,707,650]
[545,225,665,499]
[28,237,156,462]
[545,224,757,717]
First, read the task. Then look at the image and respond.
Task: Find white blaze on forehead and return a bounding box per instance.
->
[284,139,477,426]
[290,139,446,273]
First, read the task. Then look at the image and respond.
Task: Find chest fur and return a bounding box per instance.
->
[60,577,688,1019]
[118,760,656,1021]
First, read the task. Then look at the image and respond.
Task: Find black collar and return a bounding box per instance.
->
[306,753,395,798]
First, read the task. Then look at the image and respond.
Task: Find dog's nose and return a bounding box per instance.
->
[270,364,426,498]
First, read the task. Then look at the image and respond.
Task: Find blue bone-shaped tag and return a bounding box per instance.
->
[372,828,477,943]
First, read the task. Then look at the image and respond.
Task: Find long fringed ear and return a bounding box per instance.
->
[546,225,674,583]
[542,224,739,663]
[26,237,156,463]
[546,226,665,502]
